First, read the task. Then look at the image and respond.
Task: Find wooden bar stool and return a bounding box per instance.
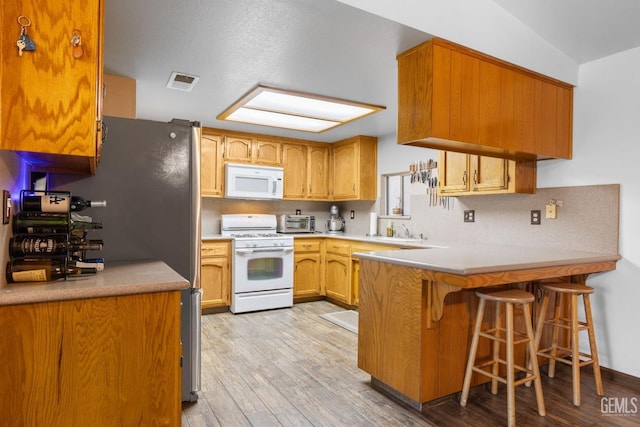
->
[460,289,545,427]
[533,281,603,406]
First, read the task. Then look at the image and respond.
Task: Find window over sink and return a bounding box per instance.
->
[381,172,411,218]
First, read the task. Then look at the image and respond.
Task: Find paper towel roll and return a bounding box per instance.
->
[369,212,378,236]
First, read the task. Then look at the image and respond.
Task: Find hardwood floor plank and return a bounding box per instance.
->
[185,301,640,426]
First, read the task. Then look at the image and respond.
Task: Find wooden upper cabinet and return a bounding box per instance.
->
[254,139,281,165]
[282,143,307,199]
[307,144,329,200]
[223,136,252,163]
[438,151,536,196]
[223,135,281,165]
[282,142,330,200]
[331,136,377,201]
[397,38,573,160]
[200,131,224,197]
[1,0,104,174]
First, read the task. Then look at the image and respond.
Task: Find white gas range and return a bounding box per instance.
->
[221,214,294,313]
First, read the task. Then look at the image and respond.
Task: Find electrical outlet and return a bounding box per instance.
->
[350,210,355,219]
[464,210,475,223]
[531,210,541,225]
[2,190,11,225]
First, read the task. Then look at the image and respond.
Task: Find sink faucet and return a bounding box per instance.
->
[395,223,411,238]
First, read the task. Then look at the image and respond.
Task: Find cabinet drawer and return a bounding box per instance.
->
[325,240,350,256]
[201,241,230,257]
[294,239,321,253]
[351,243,396,255]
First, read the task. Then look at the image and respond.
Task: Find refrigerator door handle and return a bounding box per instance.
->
[191,288,202,392]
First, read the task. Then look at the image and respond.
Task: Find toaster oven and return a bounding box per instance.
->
[276,214,315,233]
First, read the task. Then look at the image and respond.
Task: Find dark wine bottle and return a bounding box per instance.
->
[70,196,107,212]
[6,258,97,283]
[9,235,104,257]
[12,212,70,234]
[12,213,102,234]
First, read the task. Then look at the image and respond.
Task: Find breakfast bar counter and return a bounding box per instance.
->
[355,244,620,409]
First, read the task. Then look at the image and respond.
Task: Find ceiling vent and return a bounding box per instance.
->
[166,72,200,92]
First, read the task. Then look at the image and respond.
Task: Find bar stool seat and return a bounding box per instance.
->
[533,280,603,406]
[460,289,545,427]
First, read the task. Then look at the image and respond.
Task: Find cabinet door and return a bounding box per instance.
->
[201,257,230,309]
[254,139,281,165]
[282,143,307,199]
[294,253,322,297]
[438,151,470,194]
[470,155,508,192]
[1,0,103,170]
[307,145,330,199]
[332,143,357,199]
[325,254,350,303]
[352,259,361,306]
[449,50,480,143]
[201,134,224,197]
[224,136,252,163]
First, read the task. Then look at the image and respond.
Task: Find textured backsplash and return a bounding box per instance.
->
[400,184,619,254]
[201,184,619,255]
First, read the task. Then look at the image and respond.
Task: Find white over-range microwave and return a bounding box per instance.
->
[224,163,284,200]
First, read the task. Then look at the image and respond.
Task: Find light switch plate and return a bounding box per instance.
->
[2,190,11,225]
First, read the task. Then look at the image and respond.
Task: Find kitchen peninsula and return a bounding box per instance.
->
[355,244,620,409]
[0,260,189,426]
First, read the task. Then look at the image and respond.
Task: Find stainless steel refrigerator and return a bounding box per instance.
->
[48,116,202,402]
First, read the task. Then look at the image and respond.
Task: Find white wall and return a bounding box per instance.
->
[336,0,579,84]
[0,151,28,286]
[537,47,640,376]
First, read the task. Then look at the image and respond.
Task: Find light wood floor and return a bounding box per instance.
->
[182,301,640,426]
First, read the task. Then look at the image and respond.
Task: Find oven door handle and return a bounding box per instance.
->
[235,248,293,254]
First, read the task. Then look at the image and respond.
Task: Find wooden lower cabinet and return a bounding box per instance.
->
[293,239,324,299]
[0,291,182,426]
[325,252,351,303]
[324,239,398,306]
[201,240,231,309]
[350,242,396,306]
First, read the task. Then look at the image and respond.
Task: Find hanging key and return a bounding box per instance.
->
[17,16,36,56]
[17,38,26,56]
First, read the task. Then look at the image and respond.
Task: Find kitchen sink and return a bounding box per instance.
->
[373,237,425,244]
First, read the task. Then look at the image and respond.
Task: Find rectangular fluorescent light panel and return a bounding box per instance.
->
[218,85,385,132]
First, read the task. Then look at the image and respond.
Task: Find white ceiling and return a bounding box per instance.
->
[492,0,640,64]
[103,0,640,143]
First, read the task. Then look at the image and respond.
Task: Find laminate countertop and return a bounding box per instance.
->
[0,259,189,306]
[353,243,621,276]
[202,232,446,248]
